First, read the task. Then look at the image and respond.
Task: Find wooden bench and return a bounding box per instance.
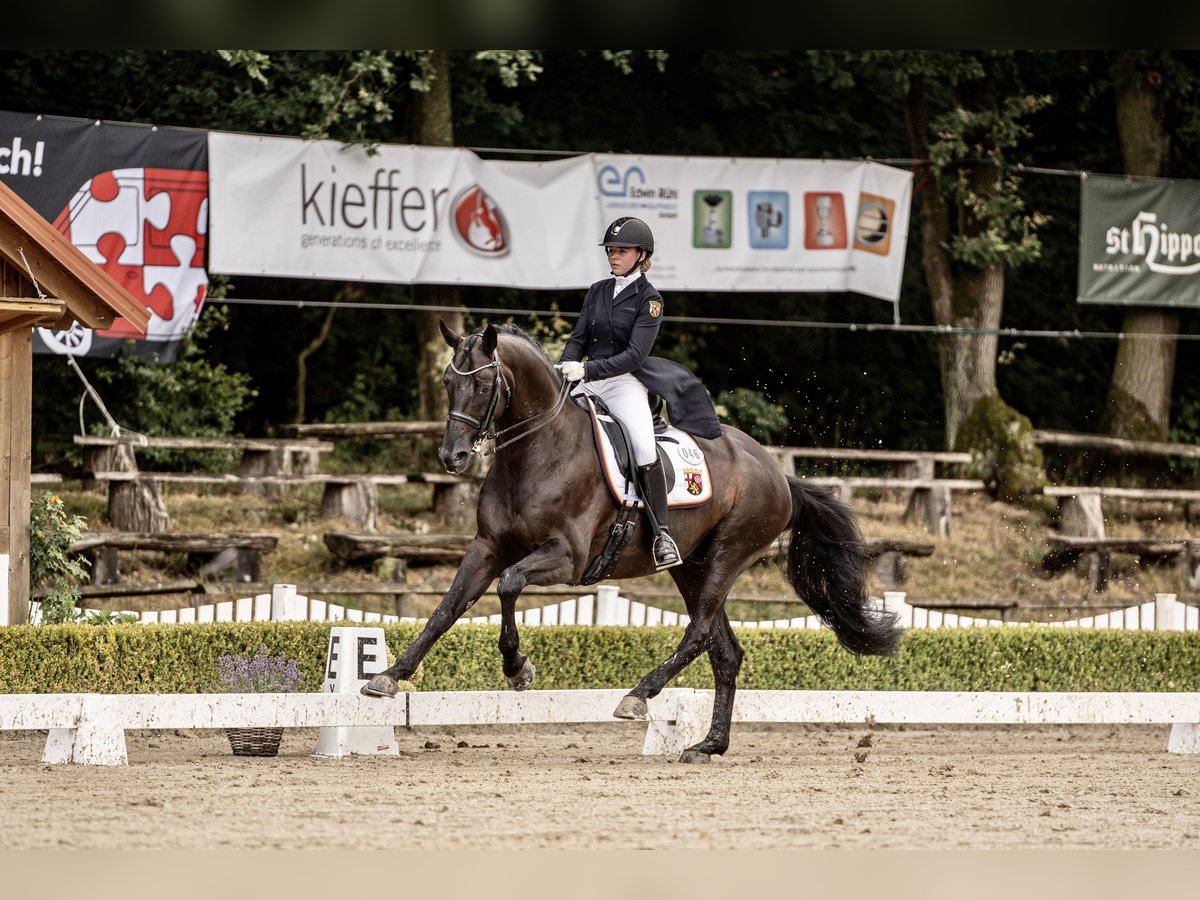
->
[1033,485,1200,539]
[280,420,445,439]
[1032,429,1200,460]
[762,447,976,538]
[31,473,62,484]
[324,531,935,591]
[1041,534,1200,594]
[767,446,973,479]
[73,434,336,490]
[278,421,484,530]
[85,470,480,531]
[69,531,280,585]
[804,476,987,538]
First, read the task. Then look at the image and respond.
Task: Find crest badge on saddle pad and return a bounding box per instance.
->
[647,299,662,318]
[582,397,713,508]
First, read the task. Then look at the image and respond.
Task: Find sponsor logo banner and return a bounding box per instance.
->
[0,111,209,359]
[210,134,913,301]
[1078,173,1200,307]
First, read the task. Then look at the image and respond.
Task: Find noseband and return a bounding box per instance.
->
[447,349,570,457]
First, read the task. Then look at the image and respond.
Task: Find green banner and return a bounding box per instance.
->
[1078,173,1200,307]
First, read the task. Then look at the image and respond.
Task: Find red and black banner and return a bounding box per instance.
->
[0,111,209,361]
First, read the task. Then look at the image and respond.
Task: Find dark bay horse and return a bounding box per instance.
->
[363,321,903,762]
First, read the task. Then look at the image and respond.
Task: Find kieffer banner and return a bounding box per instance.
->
[0,111,209,360]
[1079,173,1200,307]
[209,133,912,301]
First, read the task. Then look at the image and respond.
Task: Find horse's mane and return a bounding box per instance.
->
[491,323,555,372]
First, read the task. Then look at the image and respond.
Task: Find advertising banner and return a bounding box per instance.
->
[0,111,210,360]
[1078,173,1200,307]
[209,133,912,302]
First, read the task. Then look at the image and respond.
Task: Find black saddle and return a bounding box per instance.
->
[575,393,675,497]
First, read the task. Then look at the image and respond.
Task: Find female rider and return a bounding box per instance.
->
[555,216,721,570]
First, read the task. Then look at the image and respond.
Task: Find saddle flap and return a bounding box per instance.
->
[583,397,713,509]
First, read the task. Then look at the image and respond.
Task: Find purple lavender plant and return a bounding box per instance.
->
[215,643,302,693]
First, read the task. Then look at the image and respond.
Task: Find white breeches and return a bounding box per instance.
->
[577,373,657,466]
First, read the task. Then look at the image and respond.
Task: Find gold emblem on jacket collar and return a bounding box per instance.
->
[648,299,662,318]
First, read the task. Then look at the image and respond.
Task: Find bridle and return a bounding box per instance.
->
[446,349,571,457]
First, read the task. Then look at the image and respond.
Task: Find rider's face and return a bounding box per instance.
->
[605,246,641,274]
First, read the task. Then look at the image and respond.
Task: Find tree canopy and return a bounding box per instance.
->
[8,50,1200,460]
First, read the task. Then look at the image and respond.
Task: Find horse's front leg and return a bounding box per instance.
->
[496,537,577,691]
[362,539,501,698]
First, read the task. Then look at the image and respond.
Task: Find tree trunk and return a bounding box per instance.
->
[409,51,475,525]
[903,76,1005,449]
[410,50,462,424]
[1104,54,1176,441]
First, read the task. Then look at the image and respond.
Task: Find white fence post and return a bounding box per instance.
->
[882,591,913,629]
[270,584,306,621]
[595,585,619,626]
[1155,593,1184,632]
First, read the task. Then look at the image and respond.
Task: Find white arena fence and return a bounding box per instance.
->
[27,584,1200,632]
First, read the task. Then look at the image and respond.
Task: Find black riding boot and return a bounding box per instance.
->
[637,460,681,570]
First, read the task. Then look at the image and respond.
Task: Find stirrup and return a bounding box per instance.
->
[653,532,681,570]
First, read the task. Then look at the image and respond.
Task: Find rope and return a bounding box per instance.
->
[17,247,148,446]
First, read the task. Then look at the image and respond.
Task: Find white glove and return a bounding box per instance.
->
[556,360,586,382]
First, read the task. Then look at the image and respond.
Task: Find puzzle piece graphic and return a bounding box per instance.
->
[143,233,208,341]
[53,166,210,345]
[55,168,171,266]
[94,231,173,339]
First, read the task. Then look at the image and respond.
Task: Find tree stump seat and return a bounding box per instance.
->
[1041,534,1200,594]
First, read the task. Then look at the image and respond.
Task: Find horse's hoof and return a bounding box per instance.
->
[612,695,649,721]
[361,674,399,698]
[505,658,535,691]
[679,749,712,764]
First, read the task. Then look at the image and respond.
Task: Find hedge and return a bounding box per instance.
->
[1,622,1199,694]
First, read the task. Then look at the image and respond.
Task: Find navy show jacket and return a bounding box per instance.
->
[561,276,721,440]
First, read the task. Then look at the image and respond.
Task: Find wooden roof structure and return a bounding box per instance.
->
[1,176,149,625]
[0,178,149,336]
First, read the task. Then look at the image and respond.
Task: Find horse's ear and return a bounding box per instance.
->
[481,323,498,356]
[438,319,462,348]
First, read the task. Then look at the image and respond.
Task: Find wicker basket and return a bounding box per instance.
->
[226,727,284,757]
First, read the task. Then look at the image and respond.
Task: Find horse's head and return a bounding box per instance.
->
[438,319,507,473]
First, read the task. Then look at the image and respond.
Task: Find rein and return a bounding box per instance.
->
[447,351,571,457]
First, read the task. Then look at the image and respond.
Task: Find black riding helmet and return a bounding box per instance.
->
[600,216,654,257]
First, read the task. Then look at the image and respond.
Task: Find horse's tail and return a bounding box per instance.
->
[785,476,903,656]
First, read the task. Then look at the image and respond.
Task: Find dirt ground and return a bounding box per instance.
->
[1,721,1197,850]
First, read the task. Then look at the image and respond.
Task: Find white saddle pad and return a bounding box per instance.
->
[584,397,713,509]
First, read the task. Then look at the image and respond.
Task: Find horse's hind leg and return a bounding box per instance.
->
[679,614,743,764]
[362,539,500,697]
[613,553,751,762]
[613,559,731,714]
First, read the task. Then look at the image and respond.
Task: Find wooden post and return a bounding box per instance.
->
[1,329,32,625]
[1058,494,1105,537]
[321,481,379,530]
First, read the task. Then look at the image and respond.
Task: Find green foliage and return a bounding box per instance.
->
[2,623,1200,694]
[715,388,789,444]
[521,304,575,362]
[28,494,90,625]
[90,306,256,471]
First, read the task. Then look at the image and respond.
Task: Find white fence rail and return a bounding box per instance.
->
[29,585,1200,632]
[6,689,1200,766]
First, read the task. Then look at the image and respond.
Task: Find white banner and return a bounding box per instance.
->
[209,133,912,301]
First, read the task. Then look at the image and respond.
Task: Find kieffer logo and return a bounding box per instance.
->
[452,184,509,257]
[1105,211,1200,275]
